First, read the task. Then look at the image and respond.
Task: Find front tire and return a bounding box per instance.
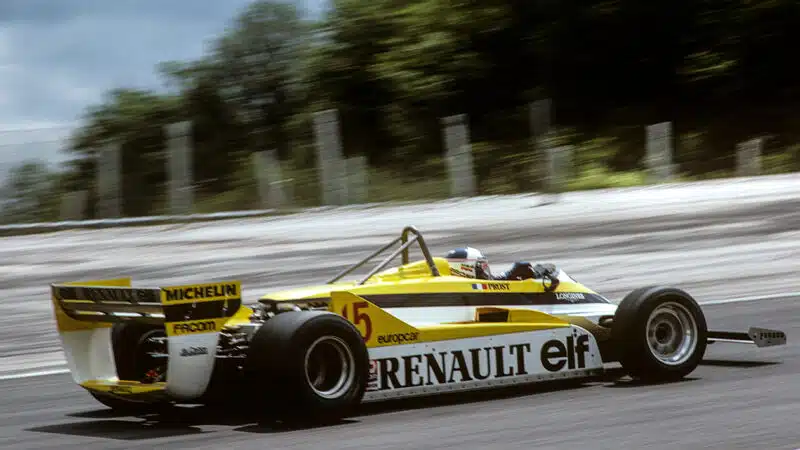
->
[612,286,708,381]
[246,311,369,424]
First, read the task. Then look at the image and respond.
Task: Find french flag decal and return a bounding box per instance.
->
[471,283,488,290]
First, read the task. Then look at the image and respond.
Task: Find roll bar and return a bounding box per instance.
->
[326,226,441,285]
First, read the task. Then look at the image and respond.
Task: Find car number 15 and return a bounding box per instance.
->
[341,301,373,342]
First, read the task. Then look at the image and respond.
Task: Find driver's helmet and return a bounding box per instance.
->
[443,247,492,279]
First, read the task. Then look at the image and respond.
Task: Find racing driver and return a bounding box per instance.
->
[443,247,540,281]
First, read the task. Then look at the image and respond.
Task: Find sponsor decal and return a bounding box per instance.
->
[372,343,531,390]
[172,321,216,334]
[555,292,586,302]
[471,283,511,291]
[59,286,159,304]
[367,360,378,390]
[164,283,239,302]
[110,385,133,394]
[377,332,420,345]
[540,334,590,372]
[180,346,209,357]
[451,268,469,277]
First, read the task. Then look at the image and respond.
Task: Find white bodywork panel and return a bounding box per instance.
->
[384,303,618,328]
[165,330,221,400]
[59,327,118,384]
[361,324,604,402]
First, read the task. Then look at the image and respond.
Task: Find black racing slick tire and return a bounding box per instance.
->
[110,322,167,381]
[90,322,171,413]
[612,286,708,382]
[246,311,370,424]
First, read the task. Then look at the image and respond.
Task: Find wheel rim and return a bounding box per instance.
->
[304,336,356,399]
[645,301,698,366]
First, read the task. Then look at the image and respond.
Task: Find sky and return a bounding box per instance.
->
[0,0,324,179]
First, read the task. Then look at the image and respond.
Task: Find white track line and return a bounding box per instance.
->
[700,292,800,306]
[1,291,797,382]
[0,368,70,381]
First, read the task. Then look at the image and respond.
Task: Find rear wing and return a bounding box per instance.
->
[52,280,241,328]
[50,278,244,400]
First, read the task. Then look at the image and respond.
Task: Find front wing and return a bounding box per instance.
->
[708,328,787,347]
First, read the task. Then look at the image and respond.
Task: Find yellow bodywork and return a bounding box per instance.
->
[52,256,603,398]
[260,257,597,303]
[329,291,571,348]
[50,277,131,332]
[50,279,253,398]
[260,257,601,347]
[81,379,167,395]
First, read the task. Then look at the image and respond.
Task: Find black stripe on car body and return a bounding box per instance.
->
[266,292,611,309]
[162,298,242,322]
[359,292,611,308]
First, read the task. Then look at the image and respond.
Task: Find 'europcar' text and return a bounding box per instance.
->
[377,332,420,345]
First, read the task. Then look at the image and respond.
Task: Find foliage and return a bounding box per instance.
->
[14,0,798,221]
[0,160,63,224]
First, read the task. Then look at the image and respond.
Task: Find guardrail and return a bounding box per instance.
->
[0,209,290,237]
[0,198,465,236]
[1,97,788,238]
[5,171,800,238]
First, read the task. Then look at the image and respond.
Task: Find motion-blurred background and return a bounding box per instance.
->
[1,0,798,224]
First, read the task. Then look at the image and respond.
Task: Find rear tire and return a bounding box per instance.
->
[111,322,167,381]
[612,286,707,382]
[89,322,171,413]
[246,311,369,424]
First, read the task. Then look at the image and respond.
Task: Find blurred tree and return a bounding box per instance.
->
[0,160,61,224]
[371,0,514,162]
[304,0,397,164]
[161,1,310,156]
[67,88,180,217]
[51,0,798,218]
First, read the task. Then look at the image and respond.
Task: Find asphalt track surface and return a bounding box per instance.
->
[2,174,800,449]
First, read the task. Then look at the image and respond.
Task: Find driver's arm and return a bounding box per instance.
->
[492,261,535,280]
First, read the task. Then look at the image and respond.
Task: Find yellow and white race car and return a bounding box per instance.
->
[49,226,787,423]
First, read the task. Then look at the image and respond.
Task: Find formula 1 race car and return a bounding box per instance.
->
[49,226,787,423]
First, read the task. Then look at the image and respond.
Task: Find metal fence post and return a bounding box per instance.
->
[95,142,121,218]
[645,122,675,183]
[441,114,476,197]
[529,99,552,139]
[736,137,763,177]
[252,150,289,208]
[544,145,572,195]
[312,109,348,206]
[60,190,88,221]
[346,156,368,204]
[166,121,193,215]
